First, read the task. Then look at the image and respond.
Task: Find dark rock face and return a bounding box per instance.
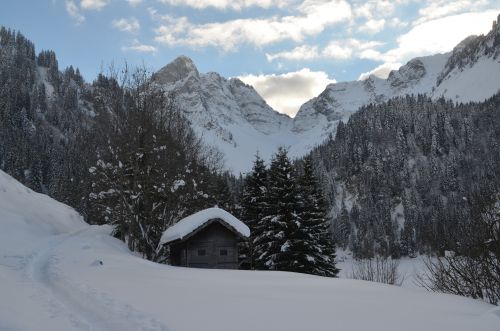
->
[389,59,426,89]
[153,55,200,85]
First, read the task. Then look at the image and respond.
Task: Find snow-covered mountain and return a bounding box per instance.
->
[433,18,500,102]
[293,15,500,145]
[152,15,500,173]
[291,54,450,145]
[153,56,291,136]
[152,56,296,173]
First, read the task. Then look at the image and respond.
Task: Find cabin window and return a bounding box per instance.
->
[197,249,206,256]
[220,249,228,256]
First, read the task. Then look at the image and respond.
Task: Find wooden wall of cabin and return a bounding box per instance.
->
[169,221,240,269]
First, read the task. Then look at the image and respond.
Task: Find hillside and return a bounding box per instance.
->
[309,93,500,257]
[0,170,499,331]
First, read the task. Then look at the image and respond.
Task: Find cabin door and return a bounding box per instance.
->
[214,242,234,268]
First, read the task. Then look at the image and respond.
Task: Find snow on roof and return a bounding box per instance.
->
[160,207,250,244]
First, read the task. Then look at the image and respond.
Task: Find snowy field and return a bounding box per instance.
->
[336,250,429,289]
[1,170,499,331]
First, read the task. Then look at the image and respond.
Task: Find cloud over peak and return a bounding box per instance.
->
[239,68,335,117]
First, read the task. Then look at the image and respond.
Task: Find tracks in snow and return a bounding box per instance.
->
[25,228,169,331]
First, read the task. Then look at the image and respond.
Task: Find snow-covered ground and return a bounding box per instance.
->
[1,169,499,331]
[336,250,429,289]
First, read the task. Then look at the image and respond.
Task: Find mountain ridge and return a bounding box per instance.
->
[150,14,499,172]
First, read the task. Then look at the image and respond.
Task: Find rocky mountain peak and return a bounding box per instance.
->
[228,77,249,89]
[153,55,199,85]
[453,35,479,53]
[388,59,426,89]
[437,17,500,87]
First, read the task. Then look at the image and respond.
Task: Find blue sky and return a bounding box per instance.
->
[1,1,499,116]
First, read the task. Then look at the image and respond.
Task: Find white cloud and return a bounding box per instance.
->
[388,17,408,28]
[80,0,110,11]
[265,45,320,62]
[354,1,397,19]
[122,39,158,53]
[238,68,335,117]
[382,10,500,63]
[266,39,385,62]
[323,39,384,60]
[65,0,85,24]
[153,0,353,51]
[158,0,293,10]
[322,42,352,59]
[127,0,142,7]
[415,0,490,25]
[65,0,111,23]
[112,17,140,34]
[358,62,402,80]
[358,18,386,34]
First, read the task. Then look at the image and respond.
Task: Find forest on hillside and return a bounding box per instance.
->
[309,94,500,258]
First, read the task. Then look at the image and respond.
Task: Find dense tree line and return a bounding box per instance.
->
[240,149,338,277]
[0,26,89,206]
[310,94,500,258]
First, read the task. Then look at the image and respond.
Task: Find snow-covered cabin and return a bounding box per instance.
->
[160,207,250,269]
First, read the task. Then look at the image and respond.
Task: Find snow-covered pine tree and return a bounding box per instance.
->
[254,147,302,271]
[297,156,339,277]
[241,154,268,269]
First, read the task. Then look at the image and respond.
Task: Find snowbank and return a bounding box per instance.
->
[0,170,86,237]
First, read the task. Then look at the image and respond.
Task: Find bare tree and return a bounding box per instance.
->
[417,197,500,305]
[89,65,227,262]
[350,256,405,286]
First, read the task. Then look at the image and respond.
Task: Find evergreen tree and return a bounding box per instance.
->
[297,156,339,277]
[240,154,268,269]
[254,147,301,271]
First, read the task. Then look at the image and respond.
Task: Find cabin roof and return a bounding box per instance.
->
[160,207,250,245]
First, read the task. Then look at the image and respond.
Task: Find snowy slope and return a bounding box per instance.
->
[0,170,89,331]
[434,17,500,102]
[150,16,500,173]
[1,170,500,331]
